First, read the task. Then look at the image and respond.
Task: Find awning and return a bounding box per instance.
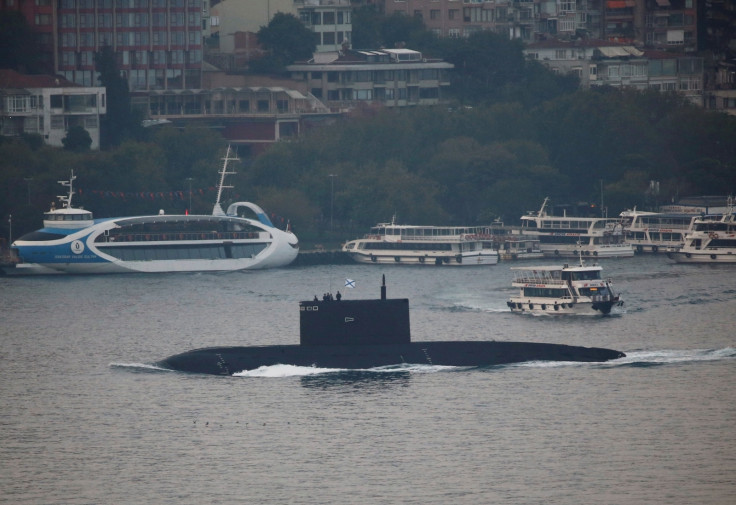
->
[607,0,635,7]
[598,46,643,58]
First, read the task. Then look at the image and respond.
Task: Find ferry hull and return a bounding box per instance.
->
[541,245,634,259]
[508,298,622,315]
[158,341,625,375]
[348,252,498,266]
[668,251,736,263]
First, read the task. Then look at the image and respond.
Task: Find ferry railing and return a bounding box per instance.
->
[101,231,263,243]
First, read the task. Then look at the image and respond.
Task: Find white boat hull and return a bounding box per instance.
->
[348,251,498,266]
[508,298,623,315]
[668,251,736,263]
[541,244,634,258]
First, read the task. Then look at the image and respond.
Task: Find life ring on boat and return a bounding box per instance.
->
[541,304,547,310]
[685,253,691,258]
[636,245,643,254]
[418,256,425,263]
[394,256,401,262]
[652,245,659,253]
[370,254,377,263]
[528,303,534,310]
[527,248,532,253]
[455,254,462,263]
[554,250,560,256]
[710,254,717,260]
[554,303,560,311]
[585,250,591,256]
[593,251,598,256]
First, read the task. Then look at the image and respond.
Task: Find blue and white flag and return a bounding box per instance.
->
[345,278,356,289]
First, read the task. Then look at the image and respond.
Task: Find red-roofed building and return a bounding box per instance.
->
[0,69,106,149]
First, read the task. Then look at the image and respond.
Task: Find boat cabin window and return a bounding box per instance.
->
[579,286,611,297]
[561,270,601,281]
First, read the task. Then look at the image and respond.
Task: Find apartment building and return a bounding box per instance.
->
[379,0,698,52]
[524,39,703,104]
[209,0,352,57]
[0,69,106,149]
[286,47,453,108]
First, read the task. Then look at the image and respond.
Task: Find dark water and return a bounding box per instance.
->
[1,256,734,504]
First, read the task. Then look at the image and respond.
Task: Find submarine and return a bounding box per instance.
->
[158,276,625,375]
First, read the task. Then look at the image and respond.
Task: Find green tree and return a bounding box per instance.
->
[62,126,92,152]
[0,10,44,73]
[95,46,140,148]
[253,13,317,72]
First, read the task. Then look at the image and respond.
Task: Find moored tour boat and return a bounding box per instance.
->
[3,146,299,275]
[521,198,634,258]
[342,218,498,266]
[668,197,736,263]
[507,259,623,315]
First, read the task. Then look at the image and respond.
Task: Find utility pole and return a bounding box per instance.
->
[328,174,337,232]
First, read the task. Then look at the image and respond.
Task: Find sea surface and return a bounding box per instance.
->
[1,255,734,505]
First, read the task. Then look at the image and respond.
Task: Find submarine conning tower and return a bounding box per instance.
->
[299,275,410,346]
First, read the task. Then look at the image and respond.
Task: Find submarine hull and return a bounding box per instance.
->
[158,341,625,375]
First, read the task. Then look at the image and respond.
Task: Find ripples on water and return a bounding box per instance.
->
[1,256,734,504]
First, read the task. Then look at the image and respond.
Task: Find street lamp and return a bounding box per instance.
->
[23,177,32,205]
[185,177,194,213]
[328,174,337,232]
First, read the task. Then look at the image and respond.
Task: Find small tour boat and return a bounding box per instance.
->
[342,218,498,266]
[521,197,634,258]
[507,259,623,315]
[668,196,736,263]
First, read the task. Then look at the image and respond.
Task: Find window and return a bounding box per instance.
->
[35,14,52,26]
[257,100,269,112]
[323,12,335,25]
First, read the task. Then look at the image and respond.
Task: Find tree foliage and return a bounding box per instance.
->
[62,126,92,152]
[253,13,317,72]
[0,10,44,73]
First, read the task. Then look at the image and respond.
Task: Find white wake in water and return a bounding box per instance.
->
[509,347,736,369]
[233,363,459,377]
[110,362,173,372]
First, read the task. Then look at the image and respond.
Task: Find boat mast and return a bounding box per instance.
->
[56,170,76,209]
[212,145,238,216]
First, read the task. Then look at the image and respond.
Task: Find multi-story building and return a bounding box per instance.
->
[286,47,453,108]
[0,69,106,149]
[56,0,204,91]
[524,39,704,104]
[209,0,352,60]
[379,0,698,52]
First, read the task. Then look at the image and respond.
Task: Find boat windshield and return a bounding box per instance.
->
[566,270,601,281]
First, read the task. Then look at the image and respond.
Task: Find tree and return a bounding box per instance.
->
[254,13,317,72]
[62,126,92,152]
[0,11,44,73]
[95,46,140,148]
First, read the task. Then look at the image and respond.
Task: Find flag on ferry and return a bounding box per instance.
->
[345,279,356,289]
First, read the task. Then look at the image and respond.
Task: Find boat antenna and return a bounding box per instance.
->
[213,145,238,216]
[57,170,76,209]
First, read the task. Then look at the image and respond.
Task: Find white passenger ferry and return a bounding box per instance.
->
[619,209,697,253]
[507,260,623,315]
[669,197,736,263]
[342,219,499,266]
[520,198,633,258]
[4,147,299,275]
